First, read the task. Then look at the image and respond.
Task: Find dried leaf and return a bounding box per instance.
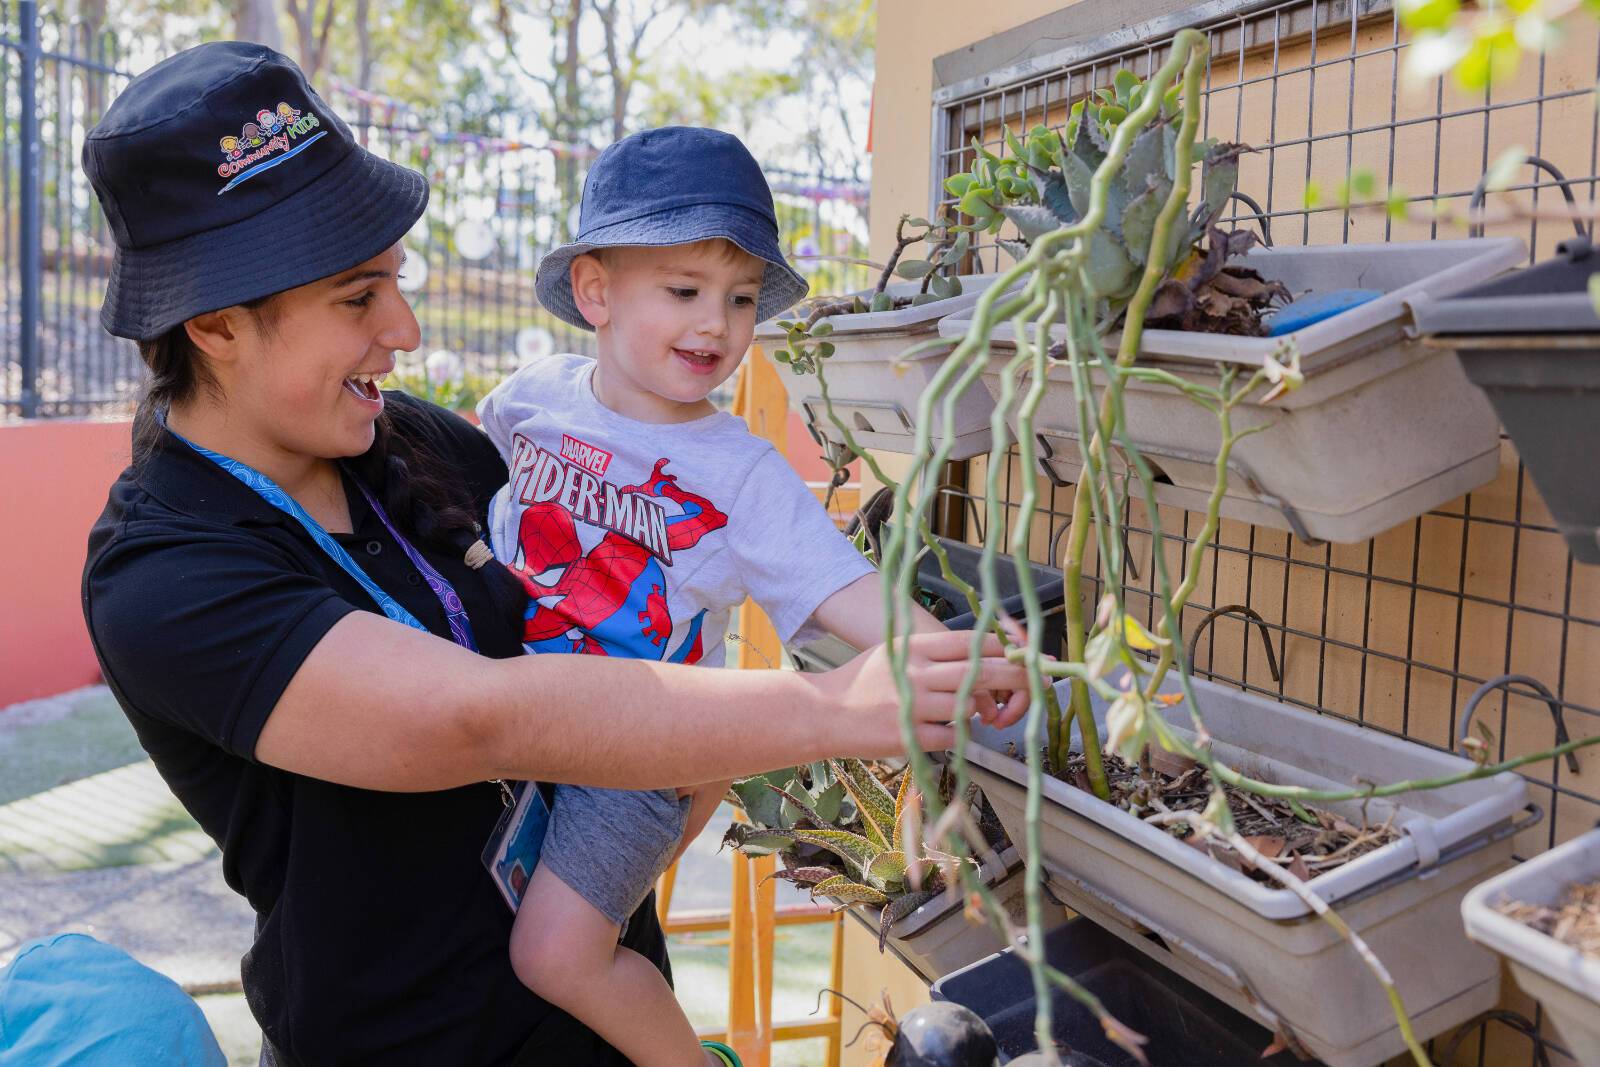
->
[1148,746,1198,779]
[1243,834,1287,861]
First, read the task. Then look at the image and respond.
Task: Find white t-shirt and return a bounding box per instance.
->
[477,353,875,667]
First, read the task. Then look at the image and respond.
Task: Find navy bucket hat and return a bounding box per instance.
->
[84,41,427,342]
[535,126,808,331]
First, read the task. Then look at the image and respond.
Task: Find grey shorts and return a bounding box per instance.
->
[540,784,691,926]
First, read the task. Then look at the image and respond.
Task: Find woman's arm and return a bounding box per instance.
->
[255,611,1031,793]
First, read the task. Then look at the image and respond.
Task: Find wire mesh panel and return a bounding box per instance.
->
[0,2,137,418]
[931,3,1600,1064]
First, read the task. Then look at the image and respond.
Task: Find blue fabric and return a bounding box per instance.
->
[0,933,226,1066]
[1266,288,1383,335]
[534,126,809,331]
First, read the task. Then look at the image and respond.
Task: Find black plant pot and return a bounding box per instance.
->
[930,918,1313,1067]
[786,535,1067,672]
[1415,236,1600,564]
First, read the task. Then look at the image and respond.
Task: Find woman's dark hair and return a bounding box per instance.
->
[132,300,529,631]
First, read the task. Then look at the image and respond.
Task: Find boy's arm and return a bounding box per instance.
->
[809,571,944,651]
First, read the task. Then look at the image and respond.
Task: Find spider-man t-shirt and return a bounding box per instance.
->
[478,353,874,666]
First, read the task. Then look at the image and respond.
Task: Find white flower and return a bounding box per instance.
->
[1103,687,1150,762]
[1260,340,1304,404]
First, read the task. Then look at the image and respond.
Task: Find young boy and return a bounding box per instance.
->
[475,127,944,1066]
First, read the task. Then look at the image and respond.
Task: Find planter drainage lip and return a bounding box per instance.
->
[937,237,1526,371]
[1412,236,1600,335]
[754,272,1019,346]
[1461,827,1600,1002]
[966,674,1529,922]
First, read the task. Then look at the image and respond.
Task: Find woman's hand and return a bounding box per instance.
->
[803,631,1033,757]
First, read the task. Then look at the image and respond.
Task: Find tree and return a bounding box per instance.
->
[233,0,284,49]
[282,0,336,81]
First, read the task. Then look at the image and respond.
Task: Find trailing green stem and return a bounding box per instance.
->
[1051,32,1212,789]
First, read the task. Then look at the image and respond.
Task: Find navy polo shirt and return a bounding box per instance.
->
[81,392,667,1067]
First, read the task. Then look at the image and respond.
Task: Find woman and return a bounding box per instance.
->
[80,42,1028,1067]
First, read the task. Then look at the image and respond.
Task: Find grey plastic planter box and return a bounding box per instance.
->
[962,673,1531,1067]
[932,917,1305,1065]
[838,845,1068,983]
[786,537,1068,673]
[754,274,1015,459]
[1462,827,1600,1066]
[940,238,1525,544]
[1413,238,1600,564]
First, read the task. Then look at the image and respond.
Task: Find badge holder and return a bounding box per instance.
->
[481,780,551,912]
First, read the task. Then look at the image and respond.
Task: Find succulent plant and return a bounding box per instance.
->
[725,758,971,947]
[942,67,1288,334]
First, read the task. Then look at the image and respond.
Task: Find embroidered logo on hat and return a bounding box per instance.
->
[215,100,324,195]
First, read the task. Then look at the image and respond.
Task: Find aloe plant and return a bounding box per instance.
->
[725,758,971,947]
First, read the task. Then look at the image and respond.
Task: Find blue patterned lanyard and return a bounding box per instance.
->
[163,415,479,653]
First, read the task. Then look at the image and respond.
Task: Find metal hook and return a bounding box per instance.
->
[1468,155,1589,240]
[1224,190,1273,247]
[1458,673,1581,774]
[1048,513,1141,583]
[1185,604,1281,683]
[932,482,985,544]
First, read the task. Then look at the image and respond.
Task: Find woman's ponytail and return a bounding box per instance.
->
[347,413,530,633]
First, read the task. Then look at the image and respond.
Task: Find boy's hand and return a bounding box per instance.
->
[806,631,1033,756]
[809,573,1021,728]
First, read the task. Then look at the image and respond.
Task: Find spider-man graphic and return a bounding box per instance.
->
[509,458,728,662]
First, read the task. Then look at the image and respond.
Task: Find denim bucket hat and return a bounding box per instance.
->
[84,41,427,342]
[535,126,808,331]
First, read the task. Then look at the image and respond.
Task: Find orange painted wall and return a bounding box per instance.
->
[0,419,132,707]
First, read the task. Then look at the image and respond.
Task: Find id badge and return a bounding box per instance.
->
[480,780,551,912]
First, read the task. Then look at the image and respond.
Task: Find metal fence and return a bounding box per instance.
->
[0,1,870,419]
[932,2,1599,1064]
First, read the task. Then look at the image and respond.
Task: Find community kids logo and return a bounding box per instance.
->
[502,433,727,664]
[215,102,324,195]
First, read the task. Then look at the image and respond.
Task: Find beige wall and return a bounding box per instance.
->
[868,0,1076,262]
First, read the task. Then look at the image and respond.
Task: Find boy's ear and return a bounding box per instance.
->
[570,254,611,330]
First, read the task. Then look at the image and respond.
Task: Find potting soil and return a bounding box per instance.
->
[1039,748,1401,885]
[1495,878,1600,958]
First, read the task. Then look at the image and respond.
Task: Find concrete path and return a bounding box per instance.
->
[0,857,253,994]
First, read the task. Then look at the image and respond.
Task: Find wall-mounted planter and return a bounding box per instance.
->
[755,275,1016,460]
[963,673,1531,1067]
[931,916,1306,1066]
[786,536,1067,673]
[1461,827,1600,1066]
[841,844,1068,984]
[1413,237,1600,564]
[940,238,1525,544]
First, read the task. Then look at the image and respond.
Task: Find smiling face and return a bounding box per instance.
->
[570,240,766,423]
[187,244,421,467]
